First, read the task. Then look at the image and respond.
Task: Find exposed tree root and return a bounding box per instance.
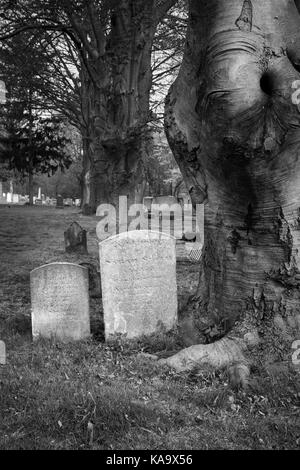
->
[159,309,300,389]
[158,333,256,390]
[159,336,248,373]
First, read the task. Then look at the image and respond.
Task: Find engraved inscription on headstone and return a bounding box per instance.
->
[30,262,90,341]
[99,230,178,340]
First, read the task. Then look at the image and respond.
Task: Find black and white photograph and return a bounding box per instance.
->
[0,0,299,453]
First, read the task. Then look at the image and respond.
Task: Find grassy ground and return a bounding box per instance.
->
[0,205,299,450]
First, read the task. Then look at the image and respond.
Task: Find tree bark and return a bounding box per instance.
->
[164,0,300,373]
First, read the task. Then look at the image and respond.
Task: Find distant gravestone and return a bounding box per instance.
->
[30,262,90,341]
[99,230,177,340]
[56,195,64,209]
[64,221,88,254]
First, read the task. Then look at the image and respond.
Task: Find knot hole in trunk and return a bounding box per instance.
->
[260,72,274,96]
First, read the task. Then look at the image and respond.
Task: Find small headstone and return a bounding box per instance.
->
[64,222,88,254]
[56,195,64,209]
[99,230,178,340]
[30,262,90,341]
[0,341,6,365]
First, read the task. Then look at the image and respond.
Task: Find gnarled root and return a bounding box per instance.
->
[159,336,248,373]
[159,335,253,389]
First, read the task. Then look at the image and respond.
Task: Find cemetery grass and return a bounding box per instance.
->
[0,206,299,450]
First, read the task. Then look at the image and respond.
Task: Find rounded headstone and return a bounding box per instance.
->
[99,230,178,340]
[30,262,90,341]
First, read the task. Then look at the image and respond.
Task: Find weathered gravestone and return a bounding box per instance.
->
[64,221,88,254]
[99,230,177,340]
[30,262,90,341]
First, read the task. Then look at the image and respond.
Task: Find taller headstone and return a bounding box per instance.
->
[99,230,177,340]
[30,262,90,342]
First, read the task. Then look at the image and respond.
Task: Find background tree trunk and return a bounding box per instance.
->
[80,0,173,214]
[164,0,300,371]
[81,136,91,210]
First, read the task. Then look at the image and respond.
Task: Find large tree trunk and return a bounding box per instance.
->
[80,0,174,214]
[80,79,149,213]
[164,0,300,374]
